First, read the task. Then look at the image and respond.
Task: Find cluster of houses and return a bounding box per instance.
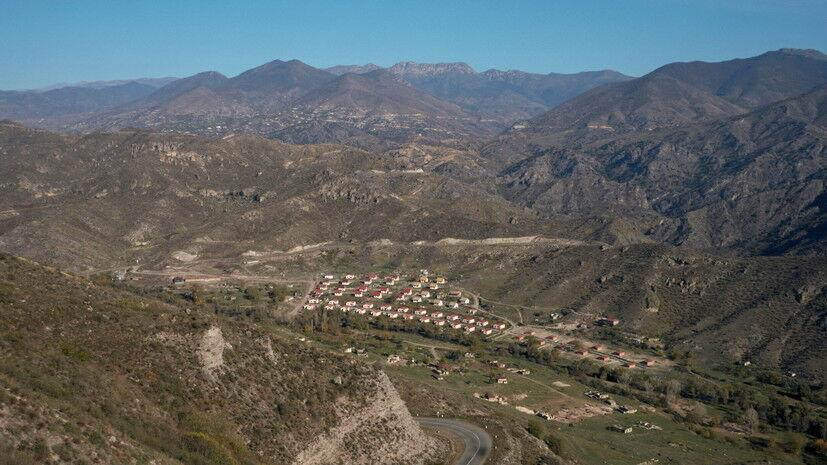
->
[302,271,508,336]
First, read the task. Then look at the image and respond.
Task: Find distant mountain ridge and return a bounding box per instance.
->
[27,76,178,92]
[0,82,161,124]
[518,48,827,145]
[0,58,632,146]
[384,61,633,121]
[325,63,382,75]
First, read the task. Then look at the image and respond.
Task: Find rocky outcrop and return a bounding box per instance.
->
[292,372,444,465]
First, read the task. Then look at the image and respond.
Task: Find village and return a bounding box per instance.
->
[296,269,670,372]
[301,270,509,336]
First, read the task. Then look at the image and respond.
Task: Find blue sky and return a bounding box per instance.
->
[2,0,826,90]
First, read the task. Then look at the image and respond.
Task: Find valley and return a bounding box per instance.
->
[1,42,826,465]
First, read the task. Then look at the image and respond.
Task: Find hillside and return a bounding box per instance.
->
[482,73,827,254]
[513,48,827,145]
[0,122,581,270]
[0,253,444,464]
[273,70,491,148]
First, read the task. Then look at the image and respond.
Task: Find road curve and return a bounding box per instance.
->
[415,417,491,465]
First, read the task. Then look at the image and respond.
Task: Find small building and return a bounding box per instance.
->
[643,359,656,367]
[496,377,508,384]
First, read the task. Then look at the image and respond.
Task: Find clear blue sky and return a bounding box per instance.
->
[2,0,826,90]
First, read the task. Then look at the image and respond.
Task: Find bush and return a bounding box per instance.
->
[182,431,240,465]
[808,438,827,456]
[527,418,546,439]
[779,433,806,455]
[544,433,564,456]
[60,342,91,361]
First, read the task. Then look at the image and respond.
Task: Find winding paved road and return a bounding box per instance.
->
[415,418,491,465]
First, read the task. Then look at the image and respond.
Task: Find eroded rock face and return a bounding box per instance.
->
[198,326,230,378]
[292,371,444,465]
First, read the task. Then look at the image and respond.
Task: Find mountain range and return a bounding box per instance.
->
[0,49,827,366]
[2,48,827,462]
[0,59,632,149]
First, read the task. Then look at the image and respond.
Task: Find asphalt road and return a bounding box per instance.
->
[415,417,491,465]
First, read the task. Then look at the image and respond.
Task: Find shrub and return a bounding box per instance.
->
[60,342,90,362]
[527,418,546,439]
[182,431,240,465]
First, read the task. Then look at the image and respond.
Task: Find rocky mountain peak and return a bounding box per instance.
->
[389,61,476,77]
